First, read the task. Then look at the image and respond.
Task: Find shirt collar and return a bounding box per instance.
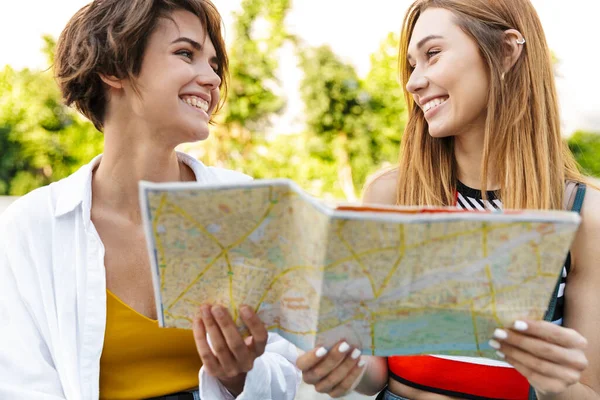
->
[54,151,208,217]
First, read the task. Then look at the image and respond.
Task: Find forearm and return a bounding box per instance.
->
[538,383,600,400]
[354,356,389,396]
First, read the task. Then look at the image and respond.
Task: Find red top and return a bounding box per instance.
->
[388,355,529,399]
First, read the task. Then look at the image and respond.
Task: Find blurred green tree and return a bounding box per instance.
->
[568,131,600,177]
[297,33,406,200]
[298,44,369,201]
[0,35,103,195]
[200,0,293,167]
[3,27,599,201]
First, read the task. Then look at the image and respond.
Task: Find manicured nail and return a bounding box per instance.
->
[496,351,506,359]
[212,305,224,317]
[513,320,528,331]
[358,358,366,368]
[338,342,350,353]
[493,328,508,340]
[351,348,361,359]
[315,347,328,358]
[240,306,252,319]
[202,306,212,318]
[488,339,501,350]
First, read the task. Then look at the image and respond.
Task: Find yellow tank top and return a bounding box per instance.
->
[99,290,202,400]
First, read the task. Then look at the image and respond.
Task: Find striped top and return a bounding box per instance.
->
[387,181,570,400]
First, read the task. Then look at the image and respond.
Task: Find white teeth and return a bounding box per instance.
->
[423,97,448,112]
[182,96,209,113]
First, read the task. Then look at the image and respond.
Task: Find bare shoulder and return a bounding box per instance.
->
[571,184,600,273]
[580,184,600,233]
[362,167,398,206]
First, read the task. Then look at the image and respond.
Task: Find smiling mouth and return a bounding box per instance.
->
[180,95,210,114]
[423,97,449,113]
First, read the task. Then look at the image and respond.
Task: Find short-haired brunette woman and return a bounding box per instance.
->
[0,1,301,399]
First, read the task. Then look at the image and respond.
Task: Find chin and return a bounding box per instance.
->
[427,126,454,139]
[171,130,210,147]
[189,131,210,143]
[185,123,211,142]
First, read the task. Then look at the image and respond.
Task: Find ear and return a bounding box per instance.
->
[502,29,525,74]
[99,74,124,90]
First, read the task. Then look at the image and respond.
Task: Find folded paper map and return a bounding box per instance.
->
[139,179,580,357]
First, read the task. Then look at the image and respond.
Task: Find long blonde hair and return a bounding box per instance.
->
[396,0,584,209]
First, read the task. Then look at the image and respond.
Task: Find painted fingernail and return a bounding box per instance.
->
[240,306,252,319]
[351,348,361,360]
[338,342,350,353]
[513,320,528,331]
[358,358,366,368]
[496,351,506,359]
[493,328,508,340]
[488,339,501,350]
[212,306,224,317]
[315,347,328,358]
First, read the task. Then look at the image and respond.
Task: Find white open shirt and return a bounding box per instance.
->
[0,152,301,400]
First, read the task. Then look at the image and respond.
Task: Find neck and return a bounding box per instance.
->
[453,124,499,190]
[92,124,195,223]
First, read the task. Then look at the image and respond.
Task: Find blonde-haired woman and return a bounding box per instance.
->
[296,0,600,399]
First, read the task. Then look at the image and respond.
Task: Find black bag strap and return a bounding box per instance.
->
[528,183,586,400]
[571,183,587,213]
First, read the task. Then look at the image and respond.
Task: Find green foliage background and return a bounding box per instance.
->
[1,2,598,198]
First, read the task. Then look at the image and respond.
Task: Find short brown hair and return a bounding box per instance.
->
[55,0,229,131]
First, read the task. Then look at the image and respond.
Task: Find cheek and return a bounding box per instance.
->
[210,87,220,106]
[468,70,490,114]
[451,66,489,118]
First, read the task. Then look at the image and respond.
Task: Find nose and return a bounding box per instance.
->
[405,66,428,96]
[195,62,221,90]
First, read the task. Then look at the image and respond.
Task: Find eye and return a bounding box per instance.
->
[176,49,193,60]
[426,49,441,59]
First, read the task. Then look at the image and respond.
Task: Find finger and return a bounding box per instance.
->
[508,320,587,350]
[498,341,582,385]
[296,346,330,372]
[212,305,253,374]
[303,341,354,385]
[491,328,588,371]
[201,304,239,376]
[329,358,368,398]
[509,354,571,396]
[239,305,268,357]
[314,348,363,394]
[192,309,223,376]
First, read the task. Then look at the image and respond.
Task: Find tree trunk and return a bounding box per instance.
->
[335,132,357,202]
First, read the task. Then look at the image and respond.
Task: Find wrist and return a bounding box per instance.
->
[355,356,389,395]
[218,373,247,397]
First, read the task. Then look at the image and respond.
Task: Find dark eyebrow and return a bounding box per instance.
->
[407,35,445,61]
[171,37,219,66]
[171,37,202,50]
